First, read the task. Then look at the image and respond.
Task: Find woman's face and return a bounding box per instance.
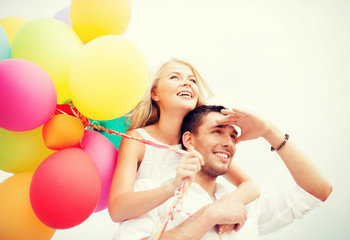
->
[152,62,200,113]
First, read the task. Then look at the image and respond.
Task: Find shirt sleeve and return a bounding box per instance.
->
[256,185,323,235]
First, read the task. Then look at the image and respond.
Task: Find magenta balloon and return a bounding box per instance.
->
[53,6,71,27]
[81,130,118,212]
[0,59,57,131]
[30,148,101,229]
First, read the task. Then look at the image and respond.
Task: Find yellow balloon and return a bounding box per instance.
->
[0,126,55,173]
[0,172,56,240]
[68,35,149,120]
[11,18,83,104]
[0,16,28,46]
[70,0,131,43]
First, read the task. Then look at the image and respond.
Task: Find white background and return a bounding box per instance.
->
[1,0,349,239]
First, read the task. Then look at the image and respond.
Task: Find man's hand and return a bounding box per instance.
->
[216,108,272,144]
[207,194,247,231]
[171,146,204,191]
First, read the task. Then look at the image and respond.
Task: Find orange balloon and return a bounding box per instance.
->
[42,114,85,150]
[0,126,55,173]
[0,172,56,240]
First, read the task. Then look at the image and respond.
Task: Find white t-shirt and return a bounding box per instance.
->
[134,128,182,182]
[116,180,322,240]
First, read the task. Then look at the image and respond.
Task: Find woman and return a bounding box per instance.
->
[108,58,260,233]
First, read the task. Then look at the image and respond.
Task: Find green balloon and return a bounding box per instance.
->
[89,116,129,150]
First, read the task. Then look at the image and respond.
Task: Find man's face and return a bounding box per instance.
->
[191,112,237,178]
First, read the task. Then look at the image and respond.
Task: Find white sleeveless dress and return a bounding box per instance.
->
[112,128,183,239]
[134,128,182,183]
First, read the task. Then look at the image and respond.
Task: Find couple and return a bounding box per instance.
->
[108,58,332,239]
[114,104,332,239]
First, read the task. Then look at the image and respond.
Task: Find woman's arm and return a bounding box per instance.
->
[108,131,203,222]
[224,162,260,204]
[108,130,175,222]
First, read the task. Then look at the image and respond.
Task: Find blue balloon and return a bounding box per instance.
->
[0,26,11,60]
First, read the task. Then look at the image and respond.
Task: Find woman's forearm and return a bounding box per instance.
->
[108,182,175,222]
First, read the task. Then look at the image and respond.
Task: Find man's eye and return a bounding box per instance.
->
[214,130,221,134]
[231,135,236,139]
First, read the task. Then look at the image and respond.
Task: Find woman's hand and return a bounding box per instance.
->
[216,108,273,144]
[171,146,204,191]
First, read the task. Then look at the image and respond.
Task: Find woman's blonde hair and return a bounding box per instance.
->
[127,58,213,130]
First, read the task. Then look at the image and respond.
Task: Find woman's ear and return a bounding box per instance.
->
[182,131,193,149]
[151,88,160,102]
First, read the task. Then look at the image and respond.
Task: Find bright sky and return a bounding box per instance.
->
[1,0,349,239]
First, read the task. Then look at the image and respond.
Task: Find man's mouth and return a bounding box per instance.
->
[213,151,231,163]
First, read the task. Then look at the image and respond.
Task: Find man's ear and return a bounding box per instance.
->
[151,88,160,102]
[182,131,194,149]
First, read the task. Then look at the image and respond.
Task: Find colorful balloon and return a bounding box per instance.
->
[11,18,83,103]
[0,16,28,46]
[68,35,149,120]
[0,126,55,173]
[0,25,10,60]
[0,58,57,131]
[42,114,85,150]
[0,172,56,240]
[80,130,118,212]
[53,6,71,27]
[91,116,129,150]
[30,148,101,229]
[70,0,131,43]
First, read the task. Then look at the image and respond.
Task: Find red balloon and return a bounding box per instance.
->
[30,148,101,229]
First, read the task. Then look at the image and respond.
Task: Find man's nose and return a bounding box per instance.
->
[221,134,235,148]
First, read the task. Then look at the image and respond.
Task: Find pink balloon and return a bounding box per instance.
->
[30,148,101,229]
[0,59,57,131]
[53,6,71,27]
[80,130,118,212]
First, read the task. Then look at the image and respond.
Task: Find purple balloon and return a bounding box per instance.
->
[53,6,71,27]
[0,59,57,131]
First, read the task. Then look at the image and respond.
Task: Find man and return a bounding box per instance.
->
[116,105,332,239]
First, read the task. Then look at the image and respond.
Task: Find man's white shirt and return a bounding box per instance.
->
[116,179,322,240]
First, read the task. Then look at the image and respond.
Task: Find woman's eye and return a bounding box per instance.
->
[231,135,236,139]
[214,130,221,134]
[190,78,197,84]
[170,75,179,80]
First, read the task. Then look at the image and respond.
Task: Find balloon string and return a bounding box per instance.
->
[56,104,190,239]
[86,123,188,155]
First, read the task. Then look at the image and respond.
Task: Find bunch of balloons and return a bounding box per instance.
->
[0,0,148,239]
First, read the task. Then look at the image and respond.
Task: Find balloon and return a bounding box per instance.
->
[42,114,85,150]
[0,126,55,173]
[80,130,118,212]
[53,6,71,27]
[70,0,131,43]
[0,58,57,131]
[0,16,28,46]
[11,18,83,104]
[68,35,149,120]
[0,25,10,60]
[91,116,129,150]
[0,172,56,240]
[30,148,101,229]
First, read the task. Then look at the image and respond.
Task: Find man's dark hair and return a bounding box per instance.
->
[180,105,226,149]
